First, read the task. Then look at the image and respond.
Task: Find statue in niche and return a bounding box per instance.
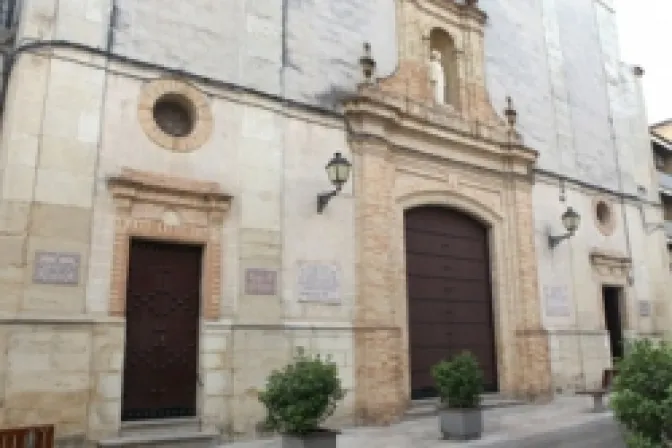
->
[429,49,446,104]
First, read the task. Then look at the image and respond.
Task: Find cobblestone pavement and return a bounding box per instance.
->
[219,397,625,447]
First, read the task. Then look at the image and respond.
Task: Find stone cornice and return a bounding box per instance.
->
[590,250,632,281]
[590,250,632,268]
[344,86,537,178]
[413,0,488,27]
[107,168,233,216]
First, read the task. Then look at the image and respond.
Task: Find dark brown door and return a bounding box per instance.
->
[405,206,497,399]
[602,286,624,363]
[122,239,202,421]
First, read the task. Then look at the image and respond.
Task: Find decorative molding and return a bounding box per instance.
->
[107,168,232,320]
[590,250,632,280]
[138,78,213,152]
[344,86,537,179]
[414,0,488,25]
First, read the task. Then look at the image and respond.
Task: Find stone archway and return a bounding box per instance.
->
[404,206,497,398]
[346,89,552,424]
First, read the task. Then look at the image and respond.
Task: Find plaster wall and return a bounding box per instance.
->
[13,0,652,189]
[111,0,397,109]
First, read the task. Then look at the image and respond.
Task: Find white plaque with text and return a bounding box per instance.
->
[543,285,571,317]
[639,300,651,317]
[33,251,81,285]
[297,261,342,304]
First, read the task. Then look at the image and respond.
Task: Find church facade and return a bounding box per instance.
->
[0,0,668,445]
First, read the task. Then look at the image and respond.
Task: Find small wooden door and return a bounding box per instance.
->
[122,239,202,421]
[405,206,497,399]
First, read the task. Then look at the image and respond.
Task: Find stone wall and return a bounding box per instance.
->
[2,323,92,438]
[0,41,359,445]
[534,176,668,390]
[0,0,668,441]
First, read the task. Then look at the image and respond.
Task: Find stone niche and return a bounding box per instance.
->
[346,0,552,424]
[378,0,501,126]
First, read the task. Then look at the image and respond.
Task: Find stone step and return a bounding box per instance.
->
[120,418,201,437]
[98,431,219,448]
[404,394,525,419]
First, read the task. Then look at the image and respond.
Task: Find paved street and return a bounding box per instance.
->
[220,397,625,447]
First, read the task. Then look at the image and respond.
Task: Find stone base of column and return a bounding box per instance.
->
[511,328,553,402]
[353,327,405,425]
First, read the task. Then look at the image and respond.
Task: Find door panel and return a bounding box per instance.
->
[122,239,202,421]
[405,206,497,399]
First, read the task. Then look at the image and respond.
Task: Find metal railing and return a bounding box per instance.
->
[0,425,54,448]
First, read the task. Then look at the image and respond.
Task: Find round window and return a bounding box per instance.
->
[596,201,611,226]
[152,94,195,138]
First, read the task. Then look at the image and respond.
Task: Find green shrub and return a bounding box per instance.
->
[431,351,484,409]
[610,339,672,446]
[258,348,345,435]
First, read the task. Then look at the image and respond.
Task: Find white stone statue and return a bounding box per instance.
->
[429,49,446,104]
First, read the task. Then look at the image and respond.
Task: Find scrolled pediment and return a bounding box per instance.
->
[344,85,537,178]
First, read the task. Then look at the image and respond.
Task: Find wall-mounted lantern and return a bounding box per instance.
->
[548,206,581,248]
[317,152,352,214]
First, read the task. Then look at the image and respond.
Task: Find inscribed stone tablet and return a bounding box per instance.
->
[638,300,651,317]
[33,251,81,285]
[297,261,341,304]
[543,285,570,317]
[244,268,278,296]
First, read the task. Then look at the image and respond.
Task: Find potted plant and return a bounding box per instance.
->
[610,339,672,447]
[258,348,345,448]
[431,351,484,440]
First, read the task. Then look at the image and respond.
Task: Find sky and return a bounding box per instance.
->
[615,0,672,124]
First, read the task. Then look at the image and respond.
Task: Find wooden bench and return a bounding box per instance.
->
[0,425,54,448]
[576,368,618,412]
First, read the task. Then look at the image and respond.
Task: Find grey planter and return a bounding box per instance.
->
[281,430,338,448]
[439,408,483,441]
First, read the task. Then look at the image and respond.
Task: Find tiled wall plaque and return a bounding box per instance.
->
[297,261,341,304]
[33,251,81,285]
[244,268,278,296]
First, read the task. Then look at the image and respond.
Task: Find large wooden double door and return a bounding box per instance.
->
[405,206,497,399]
[122,239,202,421]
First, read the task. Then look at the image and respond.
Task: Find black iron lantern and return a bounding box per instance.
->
[561,206,580,234]
[549,206,581,248]
[317,152,352,213]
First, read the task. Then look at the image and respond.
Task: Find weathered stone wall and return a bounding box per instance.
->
[1,1,360,437]
[0,0,668,441]
[111,0,397,109]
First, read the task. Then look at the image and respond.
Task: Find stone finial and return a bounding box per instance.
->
[504,96,517,128]
[633,65,645,78]
[359,42,376,83]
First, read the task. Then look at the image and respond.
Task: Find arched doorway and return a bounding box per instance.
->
[405,206,497,399]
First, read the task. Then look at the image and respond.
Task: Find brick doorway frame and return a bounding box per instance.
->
[107,168,232,320]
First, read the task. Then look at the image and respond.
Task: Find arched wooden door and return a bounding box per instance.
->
[405,206,497,399]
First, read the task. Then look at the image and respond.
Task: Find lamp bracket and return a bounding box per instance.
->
[548,231,574,249]
[317,188,340,214]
